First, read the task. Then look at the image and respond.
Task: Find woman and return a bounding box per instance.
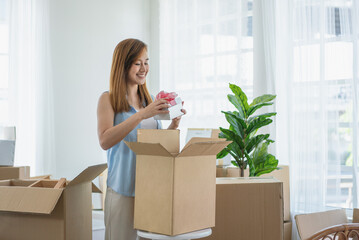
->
[97,39,186,240]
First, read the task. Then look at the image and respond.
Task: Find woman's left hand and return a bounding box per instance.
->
[168,101,186,129]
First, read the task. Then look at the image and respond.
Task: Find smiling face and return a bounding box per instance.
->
[126,50,149,86]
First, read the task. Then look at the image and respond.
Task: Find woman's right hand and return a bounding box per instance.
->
[139,99,170,119]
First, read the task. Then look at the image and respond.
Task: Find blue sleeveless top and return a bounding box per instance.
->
[106,104,162,197]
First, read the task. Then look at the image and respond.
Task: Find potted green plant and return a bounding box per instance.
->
[217,83,279,177]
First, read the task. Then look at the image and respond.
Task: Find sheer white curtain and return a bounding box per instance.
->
[9,0,55,176]
[159,0,254,147]
[262,0,359,239]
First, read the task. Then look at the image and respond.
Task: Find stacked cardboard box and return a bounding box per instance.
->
[0,164,107,240]
[0,166,30,180]
[217,165,291,240]
[202,177,283,240]
[126,129,231,236]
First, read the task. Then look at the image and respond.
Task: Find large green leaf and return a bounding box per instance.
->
[229,84,249,117]
[249,94,276,107]
[247,103,273,117]
[228,141,244,154]
[244,152,255,176]
[228,95,246,119]
[231,160,239,167]
[246,118,272,135]
[219,127,244,149]
[247,112,277,125]
[255,154,279,176]
[222,111,246,138]
[250,142,279,176]
[245,134,270,154]
[217,148,229,159]
[218,132,226,139]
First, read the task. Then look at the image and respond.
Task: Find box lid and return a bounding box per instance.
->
[0,187,63,214]
[67,163,108,188]
[177,141,231,157]
[126,140,230,158]
[137,129,179,154]
[125,141,173,157]
[182,137,226,151]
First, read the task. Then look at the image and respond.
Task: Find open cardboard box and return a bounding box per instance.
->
[0,166,30,180]
[0,163,107,240]
[125,129,231,235]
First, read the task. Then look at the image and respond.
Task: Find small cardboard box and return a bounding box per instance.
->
[0,166,30,180]
[154,97,184,120]
[0,126,16,166]
[203,177,283,240]
[0,163,107,240]
[125,129,231,235]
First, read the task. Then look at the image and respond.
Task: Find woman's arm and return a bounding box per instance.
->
[97,92,170,150]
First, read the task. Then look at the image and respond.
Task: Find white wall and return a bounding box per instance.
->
[48,0,153,178]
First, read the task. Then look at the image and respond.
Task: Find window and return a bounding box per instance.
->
[0,0,9,125]
[292,0,358,209]
[159,0,254,146]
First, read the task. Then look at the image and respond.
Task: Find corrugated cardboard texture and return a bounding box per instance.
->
[138,129,180,154]
[284,221,292,240]
[295,209,348,240]
[65,183,92,240]
[67,163,107,187]
[203,178,283,240]
[0,195,66,240]
[0,166,30,180]
[134,155,175,234]
[0,187,63,214]
[173,156,216,234]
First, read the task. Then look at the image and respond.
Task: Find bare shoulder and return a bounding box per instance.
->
[97,92,113,113]
[98,92,111,105]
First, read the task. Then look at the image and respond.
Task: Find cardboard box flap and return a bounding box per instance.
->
[125,141,173,157]
[177,141,231,157]
[92,182,102,193]
[183,137,226,151]
[137,129,180,154]
[0,187,63,214]
[67,163,107,188]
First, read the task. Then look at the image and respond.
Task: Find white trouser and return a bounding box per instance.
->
[104,187,146,240]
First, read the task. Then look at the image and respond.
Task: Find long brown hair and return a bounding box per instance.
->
[109,39,153,113]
